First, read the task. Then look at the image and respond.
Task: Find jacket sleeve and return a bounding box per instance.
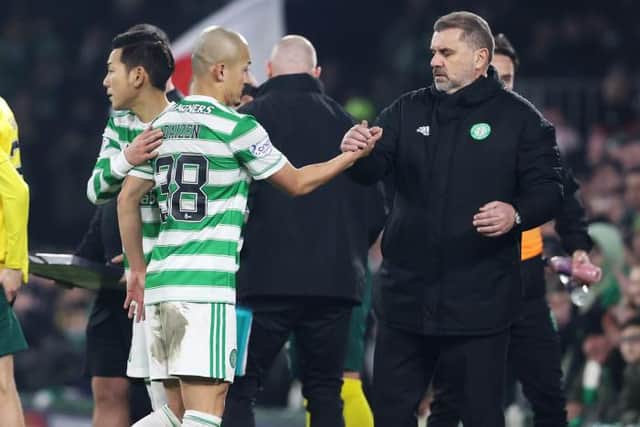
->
[347,99,400,185]
[74,206,105,263]
[0,153,29,282]
[86,116,134,205]
[366,183,388,246]
[554,167,593,254]
[513,113,564,230]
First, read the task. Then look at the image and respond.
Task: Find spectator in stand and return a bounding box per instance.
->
[618,316,640,424]
[587,64,640,167]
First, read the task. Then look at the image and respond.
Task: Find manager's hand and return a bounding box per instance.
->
[341,120,383,152]
[473,201,517,237]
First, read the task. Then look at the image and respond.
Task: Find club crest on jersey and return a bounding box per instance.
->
[250,138,273,158]
[470,123,491,141]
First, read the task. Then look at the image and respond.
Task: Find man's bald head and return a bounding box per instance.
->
[268,35,320,78]
[192,26,250,77]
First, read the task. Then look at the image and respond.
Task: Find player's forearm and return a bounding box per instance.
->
[290,152,357,196]
[87,152,133,204]
[117,193,146,273]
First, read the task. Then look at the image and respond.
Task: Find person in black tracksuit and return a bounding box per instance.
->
[340,12,564,427]
[427,33,593,427]
[222,36,386,427]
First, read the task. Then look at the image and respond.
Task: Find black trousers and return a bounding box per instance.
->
[373,323,509,427]
[84,289,151,423]
[223,297,352,427]
[428,261,567,427]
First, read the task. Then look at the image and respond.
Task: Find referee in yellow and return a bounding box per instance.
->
[0,96,29,427]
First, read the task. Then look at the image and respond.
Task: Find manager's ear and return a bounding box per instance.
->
[474,47,490,73]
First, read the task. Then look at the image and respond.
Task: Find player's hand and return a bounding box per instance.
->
[351,126,383,159]
[473,201,517,237]
[341,120,375,152]
[0,268,23,305]
[124,270,145,322]
[124,128,163,166]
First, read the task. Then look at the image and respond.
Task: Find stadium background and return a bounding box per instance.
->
[2,0,640,425]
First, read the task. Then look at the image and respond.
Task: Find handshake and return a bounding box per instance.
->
[340,120,383,158]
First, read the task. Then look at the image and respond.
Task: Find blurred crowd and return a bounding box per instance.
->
[3,0,640,424]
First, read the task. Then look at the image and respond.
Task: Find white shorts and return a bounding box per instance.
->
[138,301,237,382]
[127,318,166,379]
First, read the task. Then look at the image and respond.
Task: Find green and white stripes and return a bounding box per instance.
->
[210,303,228,380]
[139,95,287,305]
[87,110,161,264]
[87,111,145,204]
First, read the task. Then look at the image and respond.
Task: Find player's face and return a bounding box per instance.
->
[224,47,251,106]
[430,28,482,94]
[492,53,515,90]
[103,49,137,110]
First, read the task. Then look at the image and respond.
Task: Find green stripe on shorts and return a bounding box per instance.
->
[209,304,216,378]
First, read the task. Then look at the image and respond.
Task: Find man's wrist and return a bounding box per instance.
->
[113,151,135,178]
[513,209,522,226]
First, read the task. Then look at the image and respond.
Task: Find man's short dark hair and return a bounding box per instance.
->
[494,33,519,71]
[112,25,175,91]
[127,23,171,47]
[434,11,495,63]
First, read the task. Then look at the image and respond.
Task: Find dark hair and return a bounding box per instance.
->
[112,25,175,91]
[494,33,519,70]
[127,23,171,46]
[434,11,494,63]
[622,315,640,332]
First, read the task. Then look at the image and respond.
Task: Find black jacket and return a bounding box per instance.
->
[554,168,592,255]
[75,199,125,299]
[349,67,564,334]
[522,167,593,300]
[237,74,386,304]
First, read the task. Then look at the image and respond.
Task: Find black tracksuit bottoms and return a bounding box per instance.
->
[223,297,352,427]
[373,322,510,427]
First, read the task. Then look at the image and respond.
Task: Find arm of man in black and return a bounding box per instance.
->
[75,206,105,263]
[513,115,564,230]
[554,168,593,254]
[344,100,400,185]
[366,183,387,246]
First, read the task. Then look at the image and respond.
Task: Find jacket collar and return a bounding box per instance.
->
[429,66,503,105]
[428,66,504,122]
[256,73,325,97]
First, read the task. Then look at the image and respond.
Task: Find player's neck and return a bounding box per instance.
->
[130,90,170,124]
[190,79,228,106]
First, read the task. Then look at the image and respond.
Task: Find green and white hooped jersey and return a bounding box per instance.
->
[131,95,287,305]
[88,110,163,263]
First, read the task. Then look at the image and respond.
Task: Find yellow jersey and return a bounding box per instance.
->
[0,97,29,282]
